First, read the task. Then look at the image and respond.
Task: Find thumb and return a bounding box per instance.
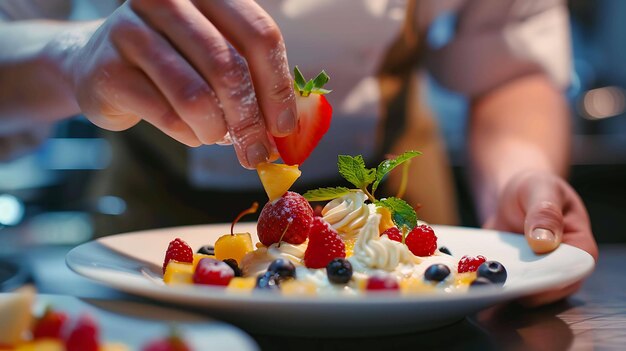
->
[522,180,564,254]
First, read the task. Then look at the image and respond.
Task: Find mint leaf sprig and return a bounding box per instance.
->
[303,151,422,230]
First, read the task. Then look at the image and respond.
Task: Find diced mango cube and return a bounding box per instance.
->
[281,280,317,296]
[377,207,395,233]
[400,277,435,295]
[163,261,193,285]
[454,272,477,287]
[257,162,301,201]
[226,277,257,292]
[15,340,64,351]
[214,233,253,264]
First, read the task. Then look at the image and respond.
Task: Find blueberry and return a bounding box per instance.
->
[222,258,243,277]
[197,245,215,256]
[267,258,296,280]
[477,261,507,284]
[255,271,280,290]
[326,258,353,284]
[470,277,493,287]
[424,264,450,282]
[438,246,452,255]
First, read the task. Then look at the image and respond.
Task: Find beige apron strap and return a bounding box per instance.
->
[376,0,459,225]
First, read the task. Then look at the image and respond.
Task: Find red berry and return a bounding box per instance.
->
[458,255,487,273]
[405,224,437,256]
[142,334,191,351]
[33,307,68,339]
[380,227,402,242]
[366,273,399,291]
[257,191,314,246]
[303,217,345,269]
[193,258,234,286]
[65,314,99,351]
[163,238,193,274]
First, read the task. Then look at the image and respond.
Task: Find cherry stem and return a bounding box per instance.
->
[276,221,292,248]
[231,202,259,235]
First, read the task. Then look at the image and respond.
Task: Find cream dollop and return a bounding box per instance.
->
[348,205,418,272]
[322,191,369,240]
[240,241,307,277]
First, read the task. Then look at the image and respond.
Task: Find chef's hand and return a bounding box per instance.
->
[483,170,599,307]
[63,0,295,169]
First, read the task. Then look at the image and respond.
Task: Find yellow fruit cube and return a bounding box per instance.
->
[377,207,395,234]
[214,233,253,264]
[226,277,257,292]
[15,340,64,351]
[400,277,435,295]
[257,162,301,201]
[455,272,477,287]
[163,261,193,285]
[192,253,214,271]
[281,280,317,296]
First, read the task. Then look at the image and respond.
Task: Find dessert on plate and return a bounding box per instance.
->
[160,67,507,295]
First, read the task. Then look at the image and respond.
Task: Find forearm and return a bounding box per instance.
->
[468,74,571,223]
[0,20,99,134]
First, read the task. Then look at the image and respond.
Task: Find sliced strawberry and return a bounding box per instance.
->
[274,67,332,166]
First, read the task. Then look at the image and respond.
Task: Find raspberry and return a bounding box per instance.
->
[458,255,487,273]
[257,191,314,246]
[33,307,68,340]
[405,224,437,256]
[65,314,99,351]
[366,273,399,291]
[304,217,345,269]
[163,238,193,273]
[193,258,234,286]
[380,227,402,242]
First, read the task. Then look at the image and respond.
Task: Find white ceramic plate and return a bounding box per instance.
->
[66,224,595,337]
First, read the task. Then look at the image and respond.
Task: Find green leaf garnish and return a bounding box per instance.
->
[303,187,352,202]
[294,66,307,90]
[372,151,422,194]
[375,197,417,230]
[293,66,331,97]
[312,71,330,90]
[337,155,376,190]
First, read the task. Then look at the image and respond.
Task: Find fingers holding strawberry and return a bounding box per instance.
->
[274,67,333,166]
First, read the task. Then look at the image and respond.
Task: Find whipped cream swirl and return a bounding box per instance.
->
[349,205,417,272]
[240,241,307,277]
[322,191,369,240]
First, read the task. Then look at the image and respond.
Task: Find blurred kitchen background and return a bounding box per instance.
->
[0,0,624,272]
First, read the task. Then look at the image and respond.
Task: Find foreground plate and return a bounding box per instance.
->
[0,293,258,350]
[66,224,594,337]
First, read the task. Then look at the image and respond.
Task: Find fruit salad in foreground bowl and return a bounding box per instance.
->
[161,153,508,296]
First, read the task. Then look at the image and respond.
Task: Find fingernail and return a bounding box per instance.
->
[277,107,296,134]
[246,142,269,167]
[531,228,555,242]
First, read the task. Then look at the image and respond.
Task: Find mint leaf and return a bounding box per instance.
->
[375,197,417,230]
[337,155,376,190]
[372,151,422,193]
[303,187,352,202]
